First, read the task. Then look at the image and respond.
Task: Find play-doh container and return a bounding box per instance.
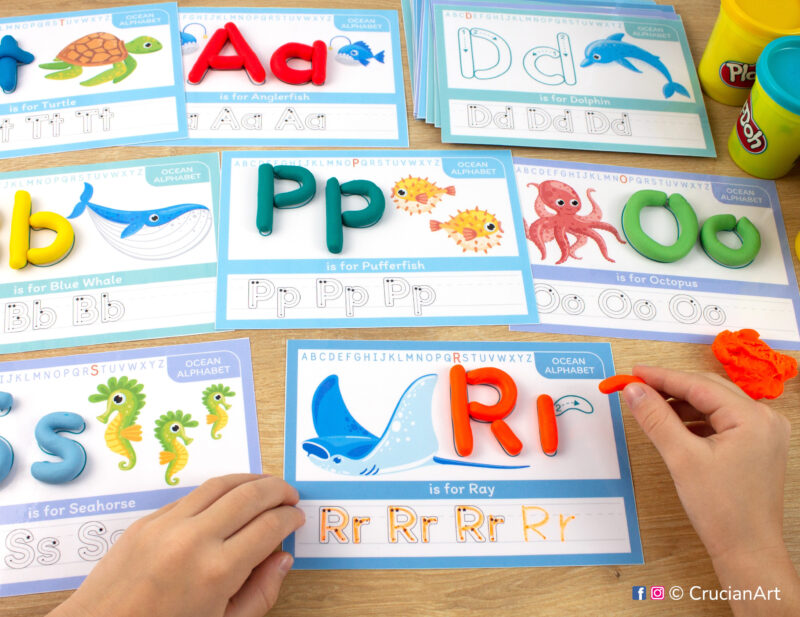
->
[698,0,800,106]
[728,36,800,179]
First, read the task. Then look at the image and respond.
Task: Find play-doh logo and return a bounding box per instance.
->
[720,61,756,88]
[736,97,767,154]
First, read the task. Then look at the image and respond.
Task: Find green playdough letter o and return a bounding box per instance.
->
[700,214,761,268]
[621,190,699,263]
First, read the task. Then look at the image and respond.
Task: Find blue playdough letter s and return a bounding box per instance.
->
[0,392,14,485]
[31,412,87,484]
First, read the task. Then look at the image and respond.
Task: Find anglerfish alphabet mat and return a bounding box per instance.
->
[283,339,642,568]
[163,7,407,147]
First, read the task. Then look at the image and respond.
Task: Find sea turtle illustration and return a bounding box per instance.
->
[39,32,162,87]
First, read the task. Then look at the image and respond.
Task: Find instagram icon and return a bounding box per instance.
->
[651,586,665,600]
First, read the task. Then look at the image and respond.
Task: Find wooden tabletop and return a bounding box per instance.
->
[2,0,799,616]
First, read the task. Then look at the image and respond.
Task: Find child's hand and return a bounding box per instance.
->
[624,366,799,615]
[50,474,305,617]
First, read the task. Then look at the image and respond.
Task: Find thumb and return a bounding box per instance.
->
[225,552,293,617]
[623,381,695,465]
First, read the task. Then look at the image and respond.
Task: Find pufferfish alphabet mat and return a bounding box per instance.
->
[216,150,538,330]
[283,339,642,569]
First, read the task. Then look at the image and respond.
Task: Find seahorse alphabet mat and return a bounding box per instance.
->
[0,338,260,597]
[510,157,800,348]
[0,3,187,158]
[283,339,642,568]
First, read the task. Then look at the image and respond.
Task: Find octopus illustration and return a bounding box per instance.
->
[524,180,625,264]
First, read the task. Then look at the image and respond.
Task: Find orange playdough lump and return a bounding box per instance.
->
[711,329,798,400]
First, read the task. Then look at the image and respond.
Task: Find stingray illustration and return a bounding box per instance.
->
[68,182,211,260]
[302,374,529,476]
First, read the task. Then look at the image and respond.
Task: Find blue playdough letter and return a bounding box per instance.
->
[31,412,87,484]
[0,392,14,484]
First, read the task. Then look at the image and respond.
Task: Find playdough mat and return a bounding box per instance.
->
[159,7,407,147]
[510,157,800,348]
[0,153,220,354]
[216,150,538,329]
[283,339,642,568]
[430,1,713,156]
[0,2,187,159]
[0,338,260,597]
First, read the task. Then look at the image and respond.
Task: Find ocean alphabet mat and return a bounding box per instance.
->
[0,338,260,597]
[0,153,220,354]
[0,3,187,159]
[164,8,407,147]
[510,158,800,348]
[217,150,537,329]
[431,1,713,156]
[283,339,642,568]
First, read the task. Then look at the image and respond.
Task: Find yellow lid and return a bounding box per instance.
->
[722,0,800,39]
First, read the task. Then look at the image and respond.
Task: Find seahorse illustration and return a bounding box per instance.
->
[154,410,198,486]
[202,384,235,440]
[90,377,145,471]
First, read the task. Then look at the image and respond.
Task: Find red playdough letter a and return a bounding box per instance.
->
[187,22,266,85]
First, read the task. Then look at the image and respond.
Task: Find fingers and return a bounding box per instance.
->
[225,505,305,572]
[197,476,300,539]
[174,474,266,517]
[224,552,294,617]
[622,381,700,464]
[633,366,747,433]
[668,399,705,423]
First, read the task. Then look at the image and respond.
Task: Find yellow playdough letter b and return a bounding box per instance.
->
[9,190,75,269]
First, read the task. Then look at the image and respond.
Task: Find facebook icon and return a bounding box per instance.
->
[632,586,647,600]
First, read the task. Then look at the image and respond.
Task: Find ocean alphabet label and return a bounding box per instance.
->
[431,2,713,156]
[0,153,220,354]
[0,338,260,597]
[159,8,407,147]
[0,3,187,158]
[283,339,641,568]
[217,150,537,329]
[510,157,800,348]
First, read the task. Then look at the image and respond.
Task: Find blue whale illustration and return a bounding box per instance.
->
[580,33,689,99]
[302,374,528,476]
[68,182,208,239]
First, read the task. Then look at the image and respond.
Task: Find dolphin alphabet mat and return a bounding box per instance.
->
[0,338,260,597]
[0,153,220,354]
[430,1,713,156]
[283,339,642,568]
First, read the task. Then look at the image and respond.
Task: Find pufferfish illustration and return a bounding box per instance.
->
[391,176,456,215]
[430,207,503,253]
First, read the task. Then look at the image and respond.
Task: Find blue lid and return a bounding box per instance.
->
[756,35,800,116]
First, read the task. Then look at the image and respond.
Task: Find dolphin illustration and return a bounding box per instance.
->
[302,374,529,476]
[68,182,212,260]
[580,33,689,99]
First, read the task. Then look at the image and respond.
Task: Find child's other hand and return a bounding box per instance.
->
[623,367,799,617]
[50,474,305,617]
[623,366,790,562]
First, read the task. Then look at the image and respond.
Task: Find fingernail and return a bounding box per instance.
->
[622,383,646,407]
[279,554,294,574]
